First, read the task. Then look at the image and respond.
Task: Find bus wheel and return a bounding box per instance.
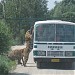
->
[37,62,41,68]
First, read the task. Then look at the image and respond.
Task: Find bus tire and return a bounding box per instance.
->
[37,62,41,68]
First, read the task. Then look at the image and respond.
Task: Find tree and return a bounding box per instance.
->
[48,0,75,22]
[62,12,75,22]
[0,2,3,18]
[0,20,12,54]
[33,0,48,20]
[1,0,48,44]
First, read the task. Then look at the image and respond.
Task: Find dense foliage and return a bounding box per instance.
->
[48,0,75,22]
[0,20,12,54]
[0,20,16,75]
[0,0,75,74]
[0,55,16,75]
[0,0,48,74]
[0,0,48,44]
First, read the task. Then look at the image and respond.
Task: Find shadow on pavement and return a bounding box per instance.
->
[9,73,30,75]
[25,63,36,67]
[27,63,35,64]
[25,65,36,67]
[39,62,75,70]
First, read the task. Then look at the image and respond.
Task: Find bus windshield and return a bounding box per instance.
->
[35,24,75,42]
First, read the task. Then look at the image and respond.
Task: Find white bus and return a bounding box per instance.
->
[33,20,75,68]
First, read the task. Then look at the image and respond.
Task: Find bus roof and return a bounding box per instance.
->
[34,20,75,25]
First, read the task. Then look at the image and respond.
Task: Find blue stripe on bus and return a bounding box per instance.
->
[34,43,75,45]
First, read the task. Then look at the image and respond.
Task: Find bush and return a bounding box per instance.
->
[0,55,16,75]
[0,20,16,75]
[0,33,10,54]
[0,20,12,54]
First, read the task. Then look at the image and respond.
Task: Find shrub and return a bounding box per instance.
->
[0,20,16,75]
[0,20,12,54]
[0,55,16,75]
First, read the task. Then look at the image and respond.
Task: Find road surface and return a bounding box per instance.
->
[9,51,75,75]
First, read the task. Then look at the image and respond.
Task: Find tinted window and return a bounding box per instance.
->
[35,24,55,41]
[35,24,75,42]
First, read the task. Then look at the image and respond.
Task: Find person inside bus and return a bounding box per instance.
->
[36,26,43,41]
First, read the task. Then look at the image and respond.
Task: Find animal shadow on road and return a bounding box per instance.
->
[9,73,30,75]
[39,62,75,70]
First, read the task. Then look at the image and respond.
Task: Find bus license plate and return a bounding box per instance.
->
[51,59,60,62]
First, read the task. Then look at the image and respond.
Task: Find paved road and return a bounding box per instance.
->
[10,51,75,75]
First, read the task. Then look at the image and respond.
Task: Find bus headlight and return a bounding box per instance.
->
[33,51,46,56]
[65,51,73,56]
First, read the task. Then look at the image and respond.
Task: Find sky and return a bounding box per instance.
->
[47,0,62,10]
[0,0,62,10]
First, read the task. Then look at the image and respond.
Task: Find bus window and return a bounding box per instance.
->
[56,24,74,42]
[35,25,44,41]
[74,26,75,42]
[35,24,55,41]
[35,23,75,42]
[64,25,74,42]
[56,25,65,42]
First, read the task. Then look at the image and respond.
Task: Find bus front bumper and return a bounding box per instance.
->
[34,58,75,63]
